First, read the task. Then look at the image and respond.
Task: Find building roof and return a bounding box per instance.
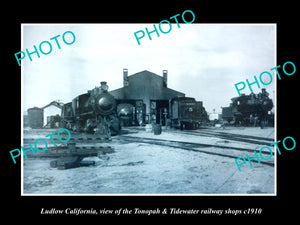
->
[109,70,185,100]
[128,70,163,79]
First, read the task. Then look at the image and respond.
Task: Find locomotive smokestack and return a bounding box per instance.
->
[100,81,108,92]
[163,70,168,87]
[123,68,129,87]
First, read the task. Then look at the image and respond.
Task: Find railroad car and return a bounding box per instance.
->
[61,82,120,136]
[169,97,207,129]
[222,88,274,126]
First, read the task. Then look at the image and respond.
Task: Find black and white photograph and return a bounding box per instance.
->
[21,23,276,195]
[4,3,299,221]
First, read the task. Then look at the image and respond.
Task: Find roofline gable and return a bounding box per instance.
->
[128,70,162,79]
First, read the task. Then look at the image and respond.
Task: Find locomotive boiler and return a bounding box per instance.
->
[222,88,274,126]
[61,82,120,136]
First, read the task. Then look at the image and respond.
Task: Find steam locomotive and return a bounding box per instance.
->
[116,100,145,126]
[61,82,120,136]
[222,88,274,126]
[117,103,136,126]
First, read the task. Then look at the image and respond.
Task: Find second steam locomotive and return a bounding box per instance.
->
[222,88,274,126]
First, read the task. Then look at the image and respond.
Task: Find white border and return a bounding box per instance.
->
[21,23,277,196]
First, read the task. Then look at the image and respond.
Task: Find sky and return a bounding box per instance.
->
[22,23,276,114]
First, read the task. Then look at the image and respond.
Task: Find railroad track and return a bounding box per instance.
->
[113,135,274,167]
[168,129,274,146]
[22,129,274,167]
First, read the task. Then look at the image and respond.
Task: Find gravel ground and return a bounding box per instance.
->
[22,126,275,195]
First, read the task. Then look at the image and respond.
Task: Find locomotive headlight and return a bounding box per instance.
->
[120,108,128,115]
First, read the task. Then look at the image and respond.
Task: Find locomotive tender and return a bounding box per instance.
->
[61,82,120,136]
[169,97,207,129]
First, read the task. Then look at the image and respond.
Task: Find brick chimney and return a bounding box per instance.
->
[123,69,129,87]
[163,70,168,87]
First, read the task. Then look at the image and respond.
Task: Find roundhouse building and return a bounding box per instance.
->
[109,69,185,125]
